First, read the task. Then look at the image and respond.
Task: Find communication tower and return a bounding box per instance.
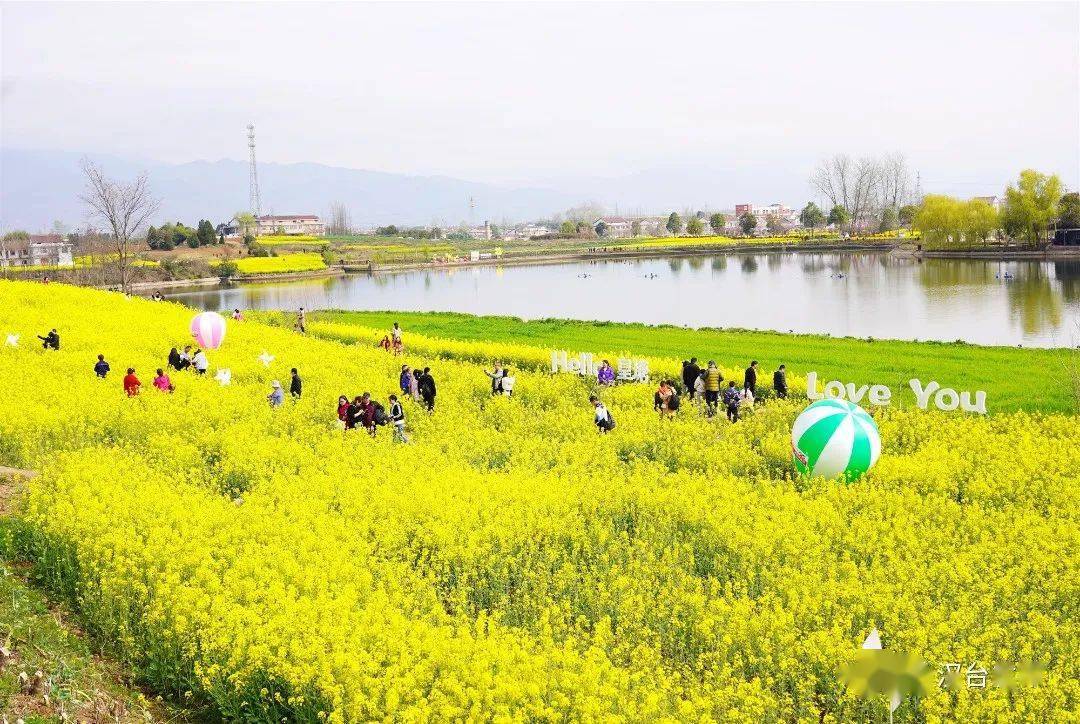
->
[247,124,262,218]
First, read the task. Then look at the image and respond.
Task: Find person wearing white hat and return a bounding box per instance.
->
[267,380,284,407]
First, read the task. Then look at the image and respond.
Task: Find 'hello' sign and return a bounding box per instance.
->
[551,350,650,382]
[806,372,987,414]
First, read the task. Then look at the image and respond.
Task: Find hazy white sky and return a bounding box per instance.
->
[2,1,1078,196]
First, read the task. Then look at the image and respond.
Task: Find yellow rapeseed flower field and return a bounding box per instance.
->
[0,280,1076,722]
[213,253,328,275]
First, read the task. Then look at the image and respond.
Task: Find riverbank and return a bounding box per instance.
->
[297,310,1080,414]
[349,240,898,273]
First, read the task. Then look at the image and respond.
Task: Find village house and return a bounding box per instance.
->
[256,214,325,236]
[734,203,800,230]
[0,234,75,268]
[513,223,554,239]
[593,216,635,238]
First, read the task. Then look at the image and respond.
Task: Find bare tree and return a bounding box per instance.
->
[811,154,881,232]
[80,159,159,291]
[327,202,351,235]
[877,152,911,212]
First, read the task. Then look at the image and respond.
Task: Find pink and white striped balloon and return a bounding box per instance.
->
[190,312,227,349]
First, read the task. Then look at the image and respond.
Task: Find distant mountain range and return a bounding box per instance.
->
[1,147,819,233]
[0,148,587,232]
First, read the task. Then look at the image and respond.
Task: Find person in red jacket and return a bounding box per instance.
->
[123,368,141,396]
[359,392,377,436]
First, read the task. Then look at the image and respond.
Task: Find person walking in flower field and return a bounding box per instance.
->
[419,368,437,411]
[290,368,302,399]
[37,328,60,350]
[358,392,377,435]
[485,362,505,395]
[94,354,111,379]
[682,358,700,401]
[703,361,723,417]
[590,395,615,432]
[410,368,422,403]
[177,345,193,371]
[391,322,403,355]
[192,348,209,375]
[773,364,788,399]
[722,381,742,422]
[389,394,408,443]
[267,380,284,408]
[168,347,183,371]
[295,307,307,334]
[597,360,615,386]
[123,368,141,397]
[399,365,413,397]
[743,360,759,401]
[653,380,679,418]
[153,368,173,393]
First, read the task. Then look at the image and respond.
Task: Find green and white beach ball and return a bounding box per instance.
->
[791,399,881,480]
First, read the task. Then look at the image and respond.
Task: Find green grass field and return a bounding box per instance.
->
[311,310,1079,414]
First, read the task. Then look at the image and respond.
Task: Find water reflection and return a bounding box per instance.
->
[1005,265,1063,340]
[160,252,1080,348]
[1055,261,1080,305]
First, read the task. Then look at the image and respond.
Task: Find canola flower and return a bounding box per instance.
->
[0,280,1076,722]
[211,253,327,275]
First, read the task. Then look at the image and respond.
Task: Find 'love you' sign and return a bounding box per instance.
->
[806,372,987,414]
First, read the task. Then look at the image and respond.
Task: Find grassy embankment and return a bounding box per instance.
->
[302,310,1078,414]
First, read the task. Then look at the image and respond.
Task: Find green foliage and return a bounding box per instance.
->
[376,225,400,237]
[665,212,682,235]
[739,212,757,236]
[709,213,725,234]
[2,230,30,243]
[914,195,999,246]
[828,205,850,228]
[197,219,217,246]
[799,203,825,236]
[765,215,784,234]
[1000,169,1063,242]
[686,217,704,236]
[878,207,898,233]
[595,220,609,237]
[631,220,642,236]
[215,260,239,279]
[559,220,576,236]
[1058,192,1080,229]
[247,242,271,257]
[898,204,919,227]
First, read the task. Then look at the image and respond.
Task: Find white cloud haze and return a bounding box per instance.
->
[2,1,1078,209]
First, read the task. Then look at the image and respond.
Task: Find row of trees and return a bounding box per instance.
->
[914,170,1077,246]
[145,220,218,250]
[810,152,916,233]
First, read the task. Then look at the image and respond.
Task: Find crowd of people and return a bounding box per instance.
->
[588,356,790,431]
[44,308,797,445]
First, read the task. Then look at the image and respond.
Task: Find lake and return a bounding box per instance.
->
[161,251,1080,348]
